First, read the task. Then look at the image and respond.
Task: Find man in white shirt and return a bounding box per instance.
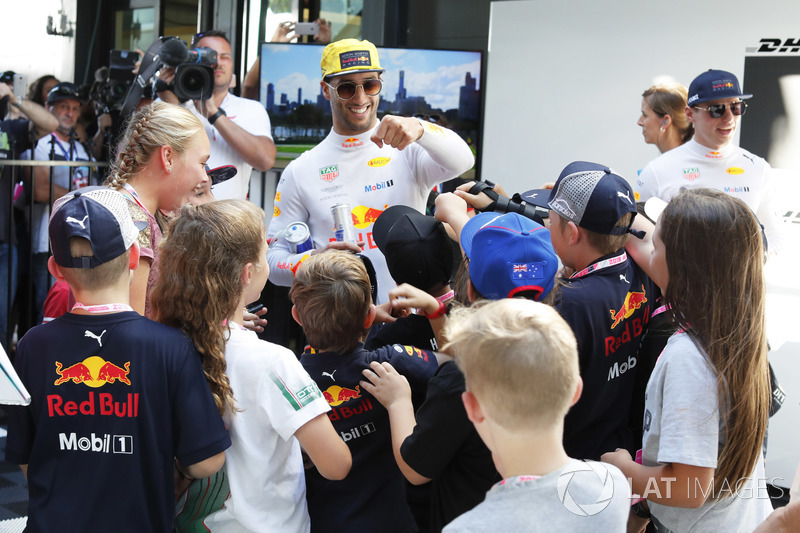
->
[160,30,276,200]
[636,69,783,254]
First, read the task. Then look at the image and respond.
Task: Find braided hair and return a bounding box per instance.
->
[105,101,203,190]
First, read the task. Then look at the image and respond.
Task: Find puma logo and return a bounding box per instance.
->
[619,274,630,283]
[321,370,337,381]
[84,329,107,347]
[66,215,89,229]
[617,191,632,204]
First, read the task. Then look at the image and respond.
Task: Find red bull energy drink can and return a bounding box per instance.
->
[331,203,357,243]
[285,221,313,253]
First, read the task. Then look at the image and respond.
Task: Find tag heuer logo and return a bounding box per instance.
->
[320,164,339,183]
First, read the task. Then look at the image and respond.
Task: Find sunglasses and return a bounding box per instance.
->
[693,101,747,119]
[325,79,382,100]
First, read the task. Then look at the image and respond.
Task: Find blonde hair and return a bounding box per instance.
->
[659,188,769,498]
[151,200,267,415]
[59,237,131,292]
[290,250,372,354]
[443,299,579,429]
[642,83,693,145]
[105,101,203,190]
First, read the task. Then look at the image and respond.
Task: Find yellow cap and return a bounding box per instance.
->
[320,39,384,79]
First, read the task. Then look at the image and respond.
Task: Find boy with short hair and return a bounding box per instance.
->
[440,299,630,531]
[5,187,230,533]
[290,250,442,533]
[522,161,658,460]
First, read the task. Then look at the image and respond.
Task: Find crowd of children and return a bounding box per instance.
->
[3,85,783,532]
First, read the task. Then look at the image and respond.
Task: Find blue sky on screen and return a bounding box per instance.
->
[260,43,481,111]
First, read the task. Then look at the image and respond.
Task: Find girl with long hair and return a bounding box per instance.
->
[603,188,772,532]
[105,101,209,316]
[151,200,350,532]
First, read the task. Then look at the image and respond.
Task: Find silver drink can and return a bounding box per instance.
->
[285,221,313,253]
[331,203,357,243]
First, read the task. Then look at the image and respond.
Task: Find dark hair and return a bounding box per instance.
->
[28,75,59,106]
[193,30,230,46]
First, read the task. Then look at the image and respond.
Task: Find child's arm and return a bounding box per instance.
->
[389,283,448,355]
[295,413,352,480]
[625,213,655,276]
[129,257,151,316]
[360,361,431,485]
[601,449,715,508]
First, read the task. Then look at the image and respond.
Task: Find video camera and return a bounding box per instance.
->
[157,37,217,101]
[91,50,139,114]
[121,36,218,116]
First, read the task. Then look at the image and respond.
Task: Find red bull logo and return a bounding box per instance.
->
[342,137,363,148]
[610,286,648,329]
[705,151,723,159]
[54,356,131,387]
[351,205,386,229]
[323,385,361,406]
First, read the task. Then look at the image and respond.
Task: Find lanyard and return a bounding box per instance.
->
[72,302,134,313]
[51,134,73,161]
[569,252,628,280]
[122,183,152,216]
[498,474,541,487]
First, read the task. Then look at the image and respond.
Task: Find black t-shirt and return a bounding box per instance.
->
[555,250,658,460]
[401,360,500,532]
[6,311,231,533]
[301,343,438,533]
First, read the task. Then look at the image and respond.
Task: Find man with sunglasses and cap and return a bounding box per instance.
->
[635,69,783,254]
[266,39,474,305]
[158,30,275,201]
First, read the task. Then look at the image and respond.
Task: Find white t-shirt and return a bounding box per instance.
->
[443,458,630,532]
[266,120,474,303]
[642,332,773,532]
[203,327,330,533]
[23,134,91,253]
[184,93,273,201]
[635,139,783,254]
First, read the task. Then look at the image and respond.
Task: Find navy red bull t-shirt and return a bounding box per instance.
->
[554,249,658,460]
[300,342,438,533]
[6,311,231,533]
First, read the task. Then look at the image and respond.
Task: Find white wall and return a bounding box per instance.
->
[0,0,77,94]
[483,0,800,190]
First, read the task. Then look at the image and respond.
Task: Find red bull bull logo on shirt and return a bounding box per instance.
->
[323,385,362,407]
[610,286,648,329]
[54,357,131,387]
[351,205,386,229]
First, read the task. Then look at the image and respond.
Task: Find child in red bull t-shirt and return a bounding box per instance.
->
[291,250,446,533]
[5,187,230,533]
[522,161,658,461]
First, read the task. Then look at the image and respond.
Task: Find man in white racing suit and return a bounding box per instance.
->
[266,39,474,303]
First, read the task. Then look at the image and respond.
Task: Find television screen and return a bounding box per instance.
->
[259,42,483,175]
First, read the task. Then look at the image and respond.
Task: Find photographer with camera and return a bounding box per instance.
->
[157,30,276,201]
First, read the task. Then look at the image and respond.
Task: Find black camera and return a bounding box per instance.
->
[173,46,217,100]
[91,50,139,113]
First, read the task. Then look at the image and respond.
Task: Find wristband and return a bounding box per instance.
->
[11,97,22,109]
[208,108,226,125]
[423,300,447,319]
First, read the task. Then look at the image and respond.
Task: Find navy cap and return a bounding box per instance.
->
[206,164,237,185]
[49,187,146,269]
[373,205,453,292]
[47,82,82,105]
[461,212,557,301]
[524,161,637,235]
[687,69,752,106]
